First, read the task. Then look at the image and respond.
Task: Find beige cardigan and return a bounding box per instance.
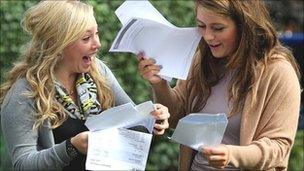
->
[151,57,300,170]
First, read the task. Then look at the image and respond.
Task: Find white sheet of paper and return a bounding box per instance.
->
[170,113,228,150]
[85,101,155,170]
[115,0,175,27]
[86,128,152,170]
[110,1,202,80]
[85,101,155,133]
[110,18,201,80]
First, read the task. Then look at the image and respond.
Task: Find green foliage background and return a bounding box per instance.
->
[0,1,303,171]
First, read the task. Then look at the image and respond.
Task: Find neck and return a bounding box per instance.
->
[54,66,77,91]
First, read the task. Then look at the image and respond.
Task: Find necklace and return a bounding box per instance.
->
[65,87,75,96]
[68,89,74,95]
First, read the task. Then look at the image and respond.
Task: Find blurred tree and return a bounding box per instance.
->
[265,0,303,32]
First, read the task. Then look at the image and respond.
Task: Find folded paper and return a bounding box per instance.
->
[170,113,228,150]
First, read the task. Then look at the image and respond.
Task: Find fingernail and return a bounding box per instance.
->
[151,58,156,63]
[159,65,163,69]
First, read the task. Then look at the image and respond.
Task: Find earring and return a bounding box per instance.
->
[57,52,63,58]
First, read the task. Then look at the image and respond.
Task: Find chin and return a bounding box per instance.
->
[80,68,91,73]
[212,54,226,58]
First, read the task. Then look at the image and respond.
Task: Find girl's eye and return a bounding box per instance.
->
[213,27,224,31]
[82,36,90,41]
[198,25,206,29]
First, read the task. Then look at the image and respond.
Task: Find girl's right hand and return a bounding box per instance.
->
[71,131,89,154]
[137,52,163,85]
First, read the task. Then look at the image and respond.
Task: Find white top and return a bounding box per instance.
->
[191,74,241,171]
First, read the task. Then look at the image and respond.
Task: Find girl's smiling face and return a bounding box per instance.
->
[61,19,101,74]
[196,5,239,58]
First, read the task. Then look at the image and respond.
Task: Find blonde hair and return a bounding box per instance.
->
[0,1,114,129]
[188,0,300,115]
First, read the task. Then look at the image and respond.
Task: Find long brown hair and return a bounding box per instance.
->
[0,1,114,129]
[188,0,300,116]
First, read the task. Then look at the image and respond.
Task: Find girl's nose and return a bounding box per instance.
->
[92,36,101,50]
[202,28,215,42]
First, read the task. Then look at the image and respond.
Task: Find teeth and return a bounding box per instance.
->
[83,53,96,59]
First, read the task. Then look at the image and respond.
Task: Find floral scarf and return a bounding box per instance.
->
[55,73,102,120]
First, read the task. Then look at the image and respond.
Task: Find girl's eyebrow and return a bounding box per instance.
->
[84,30,93,34]
[83,30,99,36]
[196,19,204,25]
[196,19,226,27]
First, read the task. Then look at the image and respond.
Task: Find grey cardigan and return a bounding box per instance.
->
[0,59,133,170]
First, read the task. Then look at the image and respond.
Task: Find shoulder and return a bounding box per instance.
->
[95,58,111,75]
[10,78,32,92]
[1,78,34,111]
[263,57,299,83]
[94,58,118,82]
[3,78,32,99]
[257,56,300,95]
[0,78,37,131]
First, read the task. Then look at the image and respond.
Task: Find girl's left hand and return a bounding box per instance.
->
[202,144,230,169]
[151,103,170,135]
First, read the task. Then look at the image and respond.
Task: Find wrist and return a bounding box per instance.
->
[150,79,167,87]
[66,137,80,159]
[225,145,232,166]
[70,136,76,146]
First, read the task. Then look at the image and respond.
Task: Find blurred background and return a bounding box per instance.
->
[0,0,303,170]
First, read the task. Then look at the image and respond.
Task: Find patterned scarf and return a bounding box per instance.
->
[55,73,102,120]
